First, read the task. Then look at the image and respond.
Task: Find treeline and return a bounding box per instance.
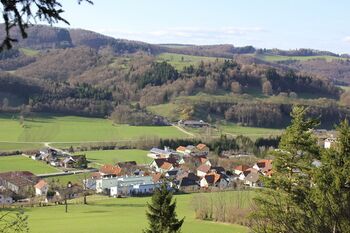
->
[159,135,280,157]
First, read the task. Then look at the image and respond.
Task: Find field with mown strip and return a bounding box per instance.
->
[0,114,188,151]
[26,192,251,233]
[219,123,283,139]
[255,54,346,62]
[0,156,59,174]
[78,149,152,167]
[157,53,227,70]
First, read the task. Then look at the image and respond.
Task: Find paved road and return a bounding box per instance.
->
[37,168,98,178]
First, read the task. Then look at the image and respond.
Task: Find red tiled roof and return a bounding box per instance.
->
[34,180,48,189]
[256,159,273,172]
[234,165,250,172]
[152,173,162,182]
[160,162,173,170]
[176,146,186,152]
[196,143,208,151]
[197,164,211,173]
[99,164,122,175]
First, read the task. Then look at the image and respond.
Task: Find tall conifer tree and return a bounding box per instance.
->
[143,183,184,233]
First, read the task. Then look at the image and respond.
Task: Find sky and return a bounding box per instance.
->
[53,0,350,54]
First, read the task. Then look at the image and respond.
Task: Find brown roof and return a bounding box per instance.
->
[246,168,258,173]
[99,164,122,176]
[234,165,250,172]
[245,172,260,183]
[176,146,186,152]
[196,143,208,151]
[154,158,178,168]
[152,173,162,182]
[34,180,48,189]
[256,160,273,173]
[160,162,173,170]
[91,172,102,179]
[0,171,38,187]
[197,164,211,173]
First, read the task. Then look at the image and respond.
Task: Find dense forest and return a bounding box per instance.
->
[0,24,350,128]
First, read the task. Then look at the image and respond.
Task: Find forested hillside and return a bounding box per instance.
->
[1,24,350,128]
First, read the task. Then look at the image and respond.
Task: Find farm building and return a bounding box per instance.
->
[110,176,160,197]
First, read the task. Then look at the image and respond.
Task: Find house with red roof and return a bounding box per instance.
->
[253,159,273,175]
[234,165,250,175]
[196,164,211,177]
[34,180,49,196]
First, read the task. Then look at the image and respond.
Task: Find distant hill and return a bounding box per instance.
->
[1,24,350,128]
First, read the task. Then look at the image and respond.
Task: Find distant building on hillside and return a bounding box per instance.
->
[178,120,209,128]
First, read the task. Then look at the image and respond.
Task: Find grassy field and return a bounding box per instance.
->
[0,156,59,174]
[255,54,346,62]
[46,173,93,186]
[219,123,283,138]
[78,149,152,167]
[0,114,188,151]
[157,53,227,70]
[147,103,181,121]
[26,192,250,233]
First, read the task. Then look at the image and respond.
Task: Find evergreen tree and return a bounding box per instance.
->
[250,106,320,233]
[143,183,184,233]
[313,120,350,233]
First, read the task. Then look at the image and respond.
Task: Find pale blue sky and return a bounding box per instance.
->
[55,0,350,53]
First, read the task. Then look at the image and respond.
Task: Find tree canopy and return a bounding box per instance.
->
[0,0,92,51]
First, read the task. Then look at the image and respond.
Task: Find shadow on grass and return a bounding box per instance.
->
[92,203,146,208]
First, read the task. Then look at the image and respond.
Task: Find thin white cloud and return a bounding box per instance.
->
[344,36,350,43]
[95,26,265,45]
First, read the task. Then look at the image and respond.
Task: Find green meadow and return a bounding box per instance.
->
[46,173,93,186]
[26,192,250,233]
[0,156,58,174]
[157,53,227,70]
[0,114,188,151]
[255,54,346,62]
[78,149,152,167]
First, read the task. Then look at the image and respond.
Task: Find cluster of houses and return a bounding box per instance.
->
[0,143,274,204]
[0,170,84,205]
[85,143,274,198]
[29,148,87,169]
[0,171,48,204]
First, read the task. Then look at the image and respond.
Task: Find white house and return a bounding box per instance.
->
[196,164,211,177]
[95,177,120,193]
[150,159,176,173]
[234,165,250,176]
[34,180,49,196]
[147,147,174,159]
[110,176,159,197]
[324,137,336,149]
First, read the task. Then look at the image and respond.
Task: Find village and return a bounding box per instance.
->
[0,142,273,205]
[0,127,337,206]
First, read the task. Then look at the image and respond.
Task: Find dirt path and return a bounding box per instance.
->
[171,124,195,137]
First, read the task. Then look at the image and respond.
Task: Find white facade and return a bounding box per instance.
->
[95,178,120,193]
[324,138,336,149]
[109,176,158,197]
[196,170,207,177]
[0,194,13,204]
[35,185,48,196]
